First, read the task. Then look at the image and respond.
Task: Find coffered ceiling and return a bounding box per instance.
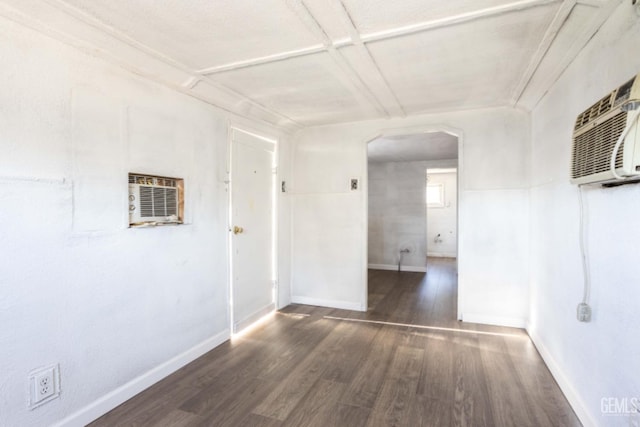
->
[0,0,622,130]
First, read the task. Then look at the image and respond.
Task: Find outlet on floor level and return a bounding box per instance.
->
[29,365,60,409]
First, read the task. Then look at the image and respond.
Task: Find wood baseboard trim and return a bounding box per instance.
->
[52,329,230,427]
[291,296,364,311]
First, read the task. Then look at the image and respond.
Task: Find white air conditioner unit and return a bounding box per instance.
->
[128,174,180,225]
[571,73,640,185]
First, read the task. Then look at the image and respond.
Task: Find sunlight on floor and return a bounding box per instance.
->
[323,315,527,339]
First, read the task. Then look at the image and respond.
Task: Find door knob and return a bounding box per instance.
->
[233,226,244,235]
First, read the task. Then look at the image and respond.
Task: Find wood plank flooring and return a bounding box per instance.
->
[89,258,581,427]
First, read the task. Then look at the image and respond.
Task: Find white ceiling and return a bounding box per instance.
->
[368,132,458,163]
[0,0,621,130]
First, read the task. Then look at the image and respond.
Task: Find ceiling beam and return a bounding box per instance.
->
[329,0,406,117]
[510,0,577,105]
[360,0,561,43]
[195,0,562,81]
[576,0,606,7]
[197,45,327,75]
[517,0,623,109]
[283,0,391,117]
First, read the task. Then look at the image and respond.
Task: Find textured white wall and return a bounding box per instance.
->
[291,107,530,324]
[0,17,290,427]
[368,160,457,270]
[278,139,294,309]
[368,161,426,270]
[427,171,457,257]
[528,3,640,426]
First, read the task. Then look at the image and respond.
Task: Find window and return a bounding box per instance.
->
[426,183,444,208]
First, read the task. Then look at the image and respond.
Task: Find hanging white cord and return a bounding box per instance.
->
[578,185,590,304]
[610,108,640,180]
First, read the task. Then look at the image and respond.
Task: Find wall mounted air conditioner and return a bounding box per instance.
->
[128,174,181,225]
[571,73,640,185]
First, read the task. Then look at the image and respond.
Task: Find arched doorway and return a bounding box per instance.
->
[364,127,461,322]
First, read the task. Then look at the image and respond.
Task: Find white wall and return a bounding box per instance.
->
[278,138,294,309]
[528,3,640,426]
[0,16,290,427]
[291,108,530,325]
[368,160,456,271]
[427,171,457,257]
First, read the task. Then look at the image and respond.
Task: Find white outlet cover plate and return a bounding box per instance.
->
[29,364,60,409]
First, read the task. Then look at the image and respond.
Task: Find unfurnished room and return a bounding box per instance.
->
[1,1,640,426]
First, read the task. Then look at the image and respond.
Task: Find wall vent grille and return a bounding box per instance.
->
[574,93,614,131]
[570,73,640,185]
[571,111,626,179]
[129,174,177,187]
[128,173,183,225]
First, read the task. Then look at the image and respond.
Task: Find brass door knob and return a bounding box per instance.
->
[233,226,244,235]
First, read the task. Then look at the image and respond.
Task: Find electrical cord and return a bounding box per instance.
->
[578,185,590,305]
[576,185,593,321]
[610,107,640,180]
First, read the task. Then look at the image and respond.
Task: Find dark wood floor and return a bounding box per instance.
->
[90,258,580,427]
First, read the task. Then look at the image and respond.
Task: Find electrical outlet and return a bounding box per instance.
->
[350,178,359,191]
[29,365,60,409]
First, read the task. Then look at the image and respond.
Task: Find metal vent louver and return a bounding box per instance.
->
[140,186,153,217]
[574,93,613,131]
[128,173,181,225]
[571,111,626,179]
[570,73,640,185]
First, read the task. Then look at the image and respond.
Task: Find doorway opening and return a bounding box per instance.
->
[426,168,458,260]
[366,130,459,319]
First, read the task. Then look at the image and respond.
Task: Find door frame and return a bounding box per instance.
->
[227,125,279,335]
[363,124,463,320]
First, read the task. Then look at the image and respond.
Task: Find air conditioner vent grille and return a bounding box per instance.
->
[138,186,178,218]
[128,173,183,225]
[129,174,177,187]
[140,186,153,217]
[165,189,177,216]
[571,111,626,179]
[574,93,614,131]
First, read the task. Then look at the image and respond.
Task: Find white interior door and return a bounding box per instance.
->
[231,129,276,333]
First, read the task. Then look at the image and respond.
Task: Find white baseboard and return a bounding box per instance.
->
[368,264,427,273]
[52,329,230,427]
[461,313,526,329]
[426,252,457,258]
[234,303,276,333]
[527,327,595,427]
[291,296,364,311]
